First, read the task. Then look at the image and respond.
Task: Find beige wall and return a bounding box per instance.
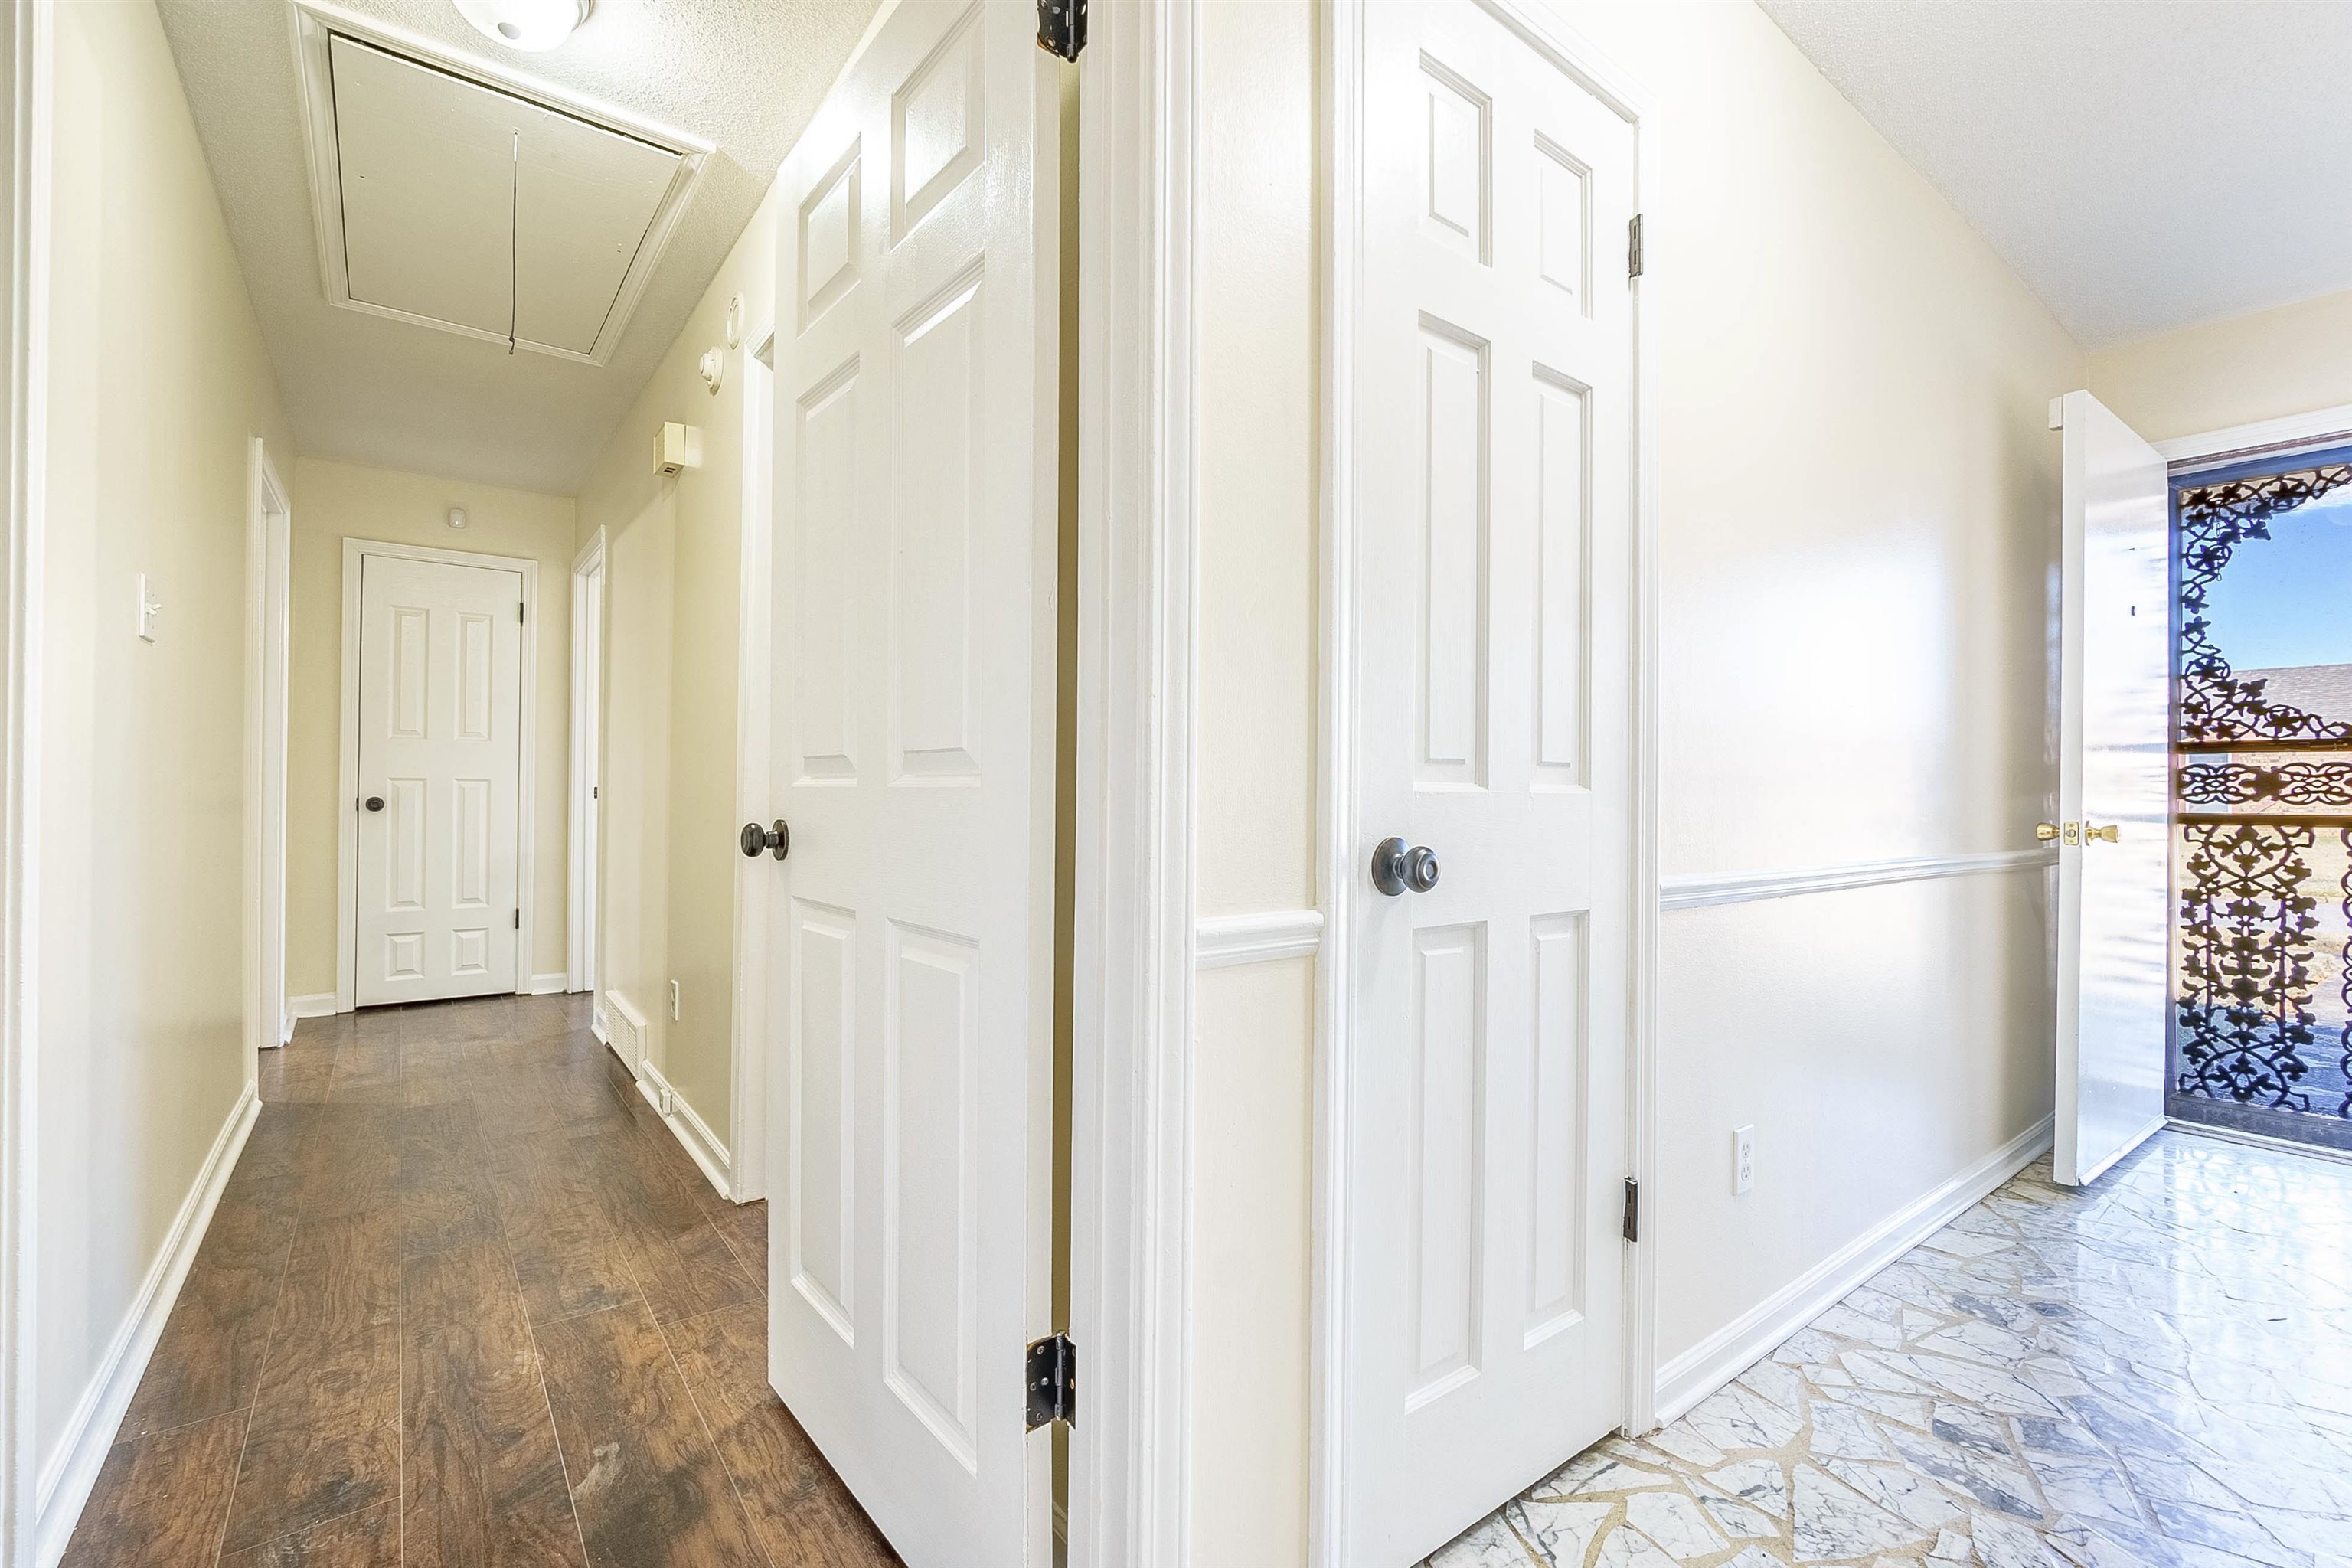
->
[36,0,294,1480]
[283,459,577,1000]
[575,185,776,1147]
[2089,286,2352,445]
[1188,1,1320,1562]
[1184,0,2084,1555]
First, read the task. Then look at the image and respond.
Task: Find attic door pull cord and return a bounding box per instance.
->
[508,130,520,356]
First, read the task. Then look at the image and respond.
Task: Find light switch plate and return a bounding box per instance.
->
[136,573,162,642]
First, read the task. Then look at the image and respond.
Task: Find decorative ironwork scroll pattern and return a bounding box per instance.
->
[2177,462,2352,744]
[2180,760,2352,809]
[2177,822,2320,1110]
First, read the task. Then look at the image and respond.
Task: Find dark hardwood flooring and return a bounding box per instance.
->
[64,994,899,1568]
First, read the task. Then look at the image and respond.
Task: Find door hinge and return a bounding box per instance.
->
[513,910,521,929]
[1622,1177,1640,1243]
[1036,0,1085,60]
[1627,214,1644,279]
[1025,1333,1076,1429]
[519,599,526,624]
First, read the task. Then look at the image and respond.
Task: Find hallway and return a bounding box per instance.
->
[1432,1132,2352,1568]
[62,995,897,1567]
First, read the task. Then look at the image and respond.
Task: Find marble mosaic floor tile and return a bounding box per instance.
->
[1420,1130,2352,1567]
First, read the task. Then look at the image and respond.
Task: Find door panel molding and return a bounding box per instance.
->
[1315,2,1661,1563]
[335,536,539,1013]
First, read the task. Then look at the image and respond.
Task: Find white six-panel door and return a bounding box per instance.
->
[762,2,1055,1563]
[1344,2,1638,1560]
[354,554,524,1006]
[2052,390,2171,1186]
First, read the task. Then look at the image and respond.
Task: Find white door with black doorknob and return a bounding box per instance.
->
[1341,2,1641,1561]
[760,1,1058,1563]
[354,553,524,1006]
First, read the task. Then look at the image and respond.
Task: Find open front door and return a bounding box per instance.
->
[2053,389,2171,1185]
[760,2,1057,1563]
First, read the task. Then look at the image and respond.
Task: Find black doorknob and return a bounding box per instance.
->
[364,796,384,812]
[740,819,790,861]
[1370,836,1440,896]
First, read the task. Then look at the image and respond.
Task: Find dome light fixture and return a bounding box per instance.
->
[452,0,591,52]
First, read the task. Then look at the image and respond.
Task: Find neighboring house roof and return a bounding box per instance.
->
[2239,665,2352,726]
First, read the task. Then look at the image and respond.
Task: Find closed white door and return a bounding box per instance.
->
[761,2,1055,1563]
[2052,390,2171,1185]
[355,554,524,1006]
[1344,2,1638,1560]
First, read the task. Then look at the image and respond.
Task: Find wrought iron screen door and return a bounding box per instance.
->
[2171,441,2352,1152]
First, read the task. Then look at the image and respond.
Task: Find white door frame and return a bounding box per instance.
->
[335,537,540,1013]
[1312,4,1661,1562]
[729,320,775,1203]
[2155,400,2352,472]
[245,439,292,1070]
[568,528,605,996]
[1066,1,1199,1562]
[0,5,47,1562]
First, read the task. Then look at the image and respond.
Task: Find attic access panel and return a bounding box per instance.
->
[291,8,706,364]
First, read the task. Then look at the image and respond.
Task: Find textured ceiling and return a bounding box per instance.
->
[1760,0,2352,351]
[156,0,880,494]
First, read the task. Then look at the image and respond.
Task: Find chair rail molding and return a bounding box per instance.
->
[1195,909,1322,968]
[1660,848,2058,913]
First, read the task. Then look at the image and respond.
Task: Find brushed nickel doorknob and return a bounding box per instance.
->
[740,820,789,861]
[1371,836,1440,897]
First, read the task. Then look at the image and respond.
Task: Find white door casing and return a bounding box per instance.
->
[1341,2,1639,1560]
[763,2,1057,1563]
[2052,390,2170,1186]
[569,532,604,996]
[247,439,292,1056]
[354,554,524,1006]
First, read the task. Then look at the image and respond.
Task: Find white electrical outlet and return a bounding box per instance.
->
[669,979,681,1021]
[1733,1125,1756,1195]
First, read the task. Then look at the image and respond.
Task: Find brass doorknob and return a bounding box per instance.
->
[2035,823,2059,842]
[2085,823,2118,844]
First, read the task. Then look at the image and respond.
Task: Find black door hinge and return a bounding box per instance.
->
[513,910,521,929]
[519,599,526,624]
[1622,1177,1640,1243]
[1026,1333,1076,1429]
[1037,0,1085,60]
[1627,214,1644,280]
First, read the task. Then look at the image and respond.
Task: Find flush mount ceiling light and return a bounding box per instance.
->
[452,0,590,52]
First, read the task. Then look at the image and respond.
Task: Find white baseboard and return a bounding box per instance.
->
[528,972,569,996]
[632,1055,733,1200]
[285,992,336,1021]
[1651,1112,2054,1427]
[37,1083,261,1567]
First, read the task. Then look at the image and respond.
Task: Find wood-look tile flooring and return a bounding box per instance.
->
[64,994,900,1568]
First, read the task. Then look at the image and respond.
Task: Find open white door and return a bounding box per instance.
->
[760,2,1056,1564]
[2053,390,2171,1186]
[1339,2,1639,1561]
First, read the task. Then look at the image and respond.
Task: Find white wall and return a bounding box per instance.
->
[1182,0,2086,1556]
[2089,286,2352,444]
[283,459,577,1001]
[38,0,293,1497]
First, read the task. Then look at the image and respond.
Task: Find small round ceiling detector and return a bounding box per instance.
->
[453,0,592,52]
